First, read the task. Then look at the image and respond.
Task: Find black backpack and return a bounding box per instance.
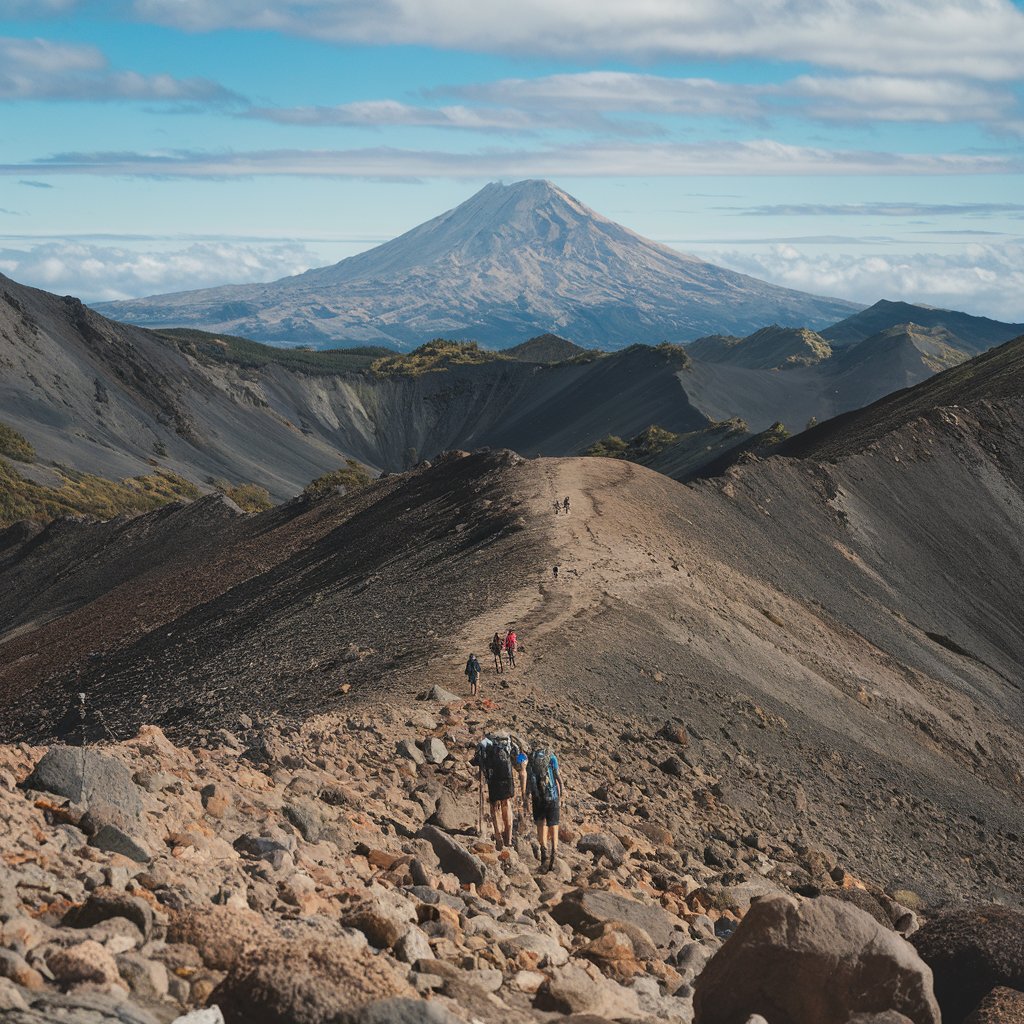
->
[530,749,555,802]
[486,734,514,784]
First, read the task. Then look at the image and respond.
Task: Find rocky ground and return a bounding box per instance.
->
[1,341,1023,1021]
[5,681,1016,1024]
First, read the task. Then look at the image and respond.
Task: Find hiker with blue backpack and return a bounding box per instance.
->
[524,742,563,872]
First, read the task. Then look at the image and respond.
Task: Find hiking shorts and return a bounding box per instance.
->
[487,777,515,804]
[532,798,560,826]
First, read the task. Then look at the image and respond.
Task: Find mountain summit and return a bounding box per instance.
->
[96,180,859,349]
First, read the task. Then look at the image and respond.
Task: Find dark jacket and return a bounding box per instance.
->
[465,656,481,679]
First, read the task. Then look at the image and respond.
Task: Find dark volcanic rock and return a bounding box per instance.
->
[693,895,940,1024]
[24,746,142,824]
[966,987,1024,1024]
[911,905,1024,1024]
[550,888,678,948]
[212,937,414,1024]
[418,825,486,886]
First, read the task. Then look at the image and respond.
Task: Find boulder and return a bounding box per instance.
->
[212,937,414,1024]
[534,962,640,1019]
[168,906,274,971]
[88,823,152,863]
[47,939,124,989]
[423,738,449,765]
[172,1010,226,1024]
[64,887,155,940]
[418,825,486,886]
[284,800,323,842]
[911,905,1024,1024]
[25,746,142,828]
[578,833,626,867]
[965,987,1024,1024]
[344,998,465,1024]
[396,740,425,766]
[692,895,940,1024]
[427,790,476,833]
[428,685,461,704]
[551,888,679,948]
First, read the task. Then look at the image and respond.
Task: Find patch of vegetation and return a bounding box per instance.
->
[586,435,629,458]
[654,341,691,368]
[304,459,374,497]
[208,479,273,512]
[587,424,681,460]
[369,339,505,377]
[0,459,201,528]
[156,328,391,376]
[0,423,35,463]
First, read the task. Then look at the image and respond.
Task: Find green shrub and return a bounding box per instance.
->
[0,423,35,463]
[304,459,373,497]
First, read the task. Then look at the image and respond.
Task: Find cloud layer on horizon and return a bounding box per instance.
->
[5,139,1019,180]
[2,235,1021,324]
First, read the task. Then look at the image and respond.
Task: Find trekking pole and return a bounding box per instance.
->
[477,769,484,838]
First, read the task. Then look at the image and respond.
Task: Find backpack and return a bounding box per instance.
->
[486,734,514,784]
[489,637,501,655]
[530,749,555,802]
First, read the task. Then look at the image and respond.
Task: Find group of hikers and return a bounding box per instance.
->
[553,495,570,515]
[464,629,519,696]
[471,731,563,872]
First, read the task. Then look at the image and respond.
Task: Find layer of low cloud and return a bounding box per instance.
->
[710,243,1024,321]
[126,0,1024,81]
[737,202,1024,217]
[0,36,241,103]
[4,140,1019,180]
[0,240,316,301]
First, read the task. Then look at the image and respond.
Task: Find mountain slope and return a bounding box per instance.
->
[682,322,972,434]
[1,374,1022,915]
[822,299,1023,352]
[687,325,832,369]
[94,180,859,349]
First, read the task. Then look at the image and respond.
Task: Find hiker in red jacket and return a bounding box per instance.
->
[504,629,518,669]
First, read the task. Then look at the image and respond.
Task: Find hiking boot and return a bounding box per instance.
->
[538,849,548,872]
[545,850,557,873]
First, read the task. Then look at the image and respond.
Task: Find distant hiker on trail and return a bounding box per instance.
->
[504,629,518,669]
[552,565,559,581]
[489,632,504,674]
[471,732,525,850]
[465,653,481,697]
[526,742,563,872]
[553,500,561,515]
[563,496,570,515]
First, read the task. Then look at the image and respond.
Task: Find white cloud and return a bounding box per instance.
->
[709,243,1024,321]
[0,36,242,103]
[786,74,1016,123]
[4,139,1018,180]
[0,240,317,301]
[442,72,766,120]
[738,202,1024,217]
[129,0,1024,80]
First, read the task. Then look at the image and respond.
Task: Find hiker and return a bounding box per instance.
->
[553,565,559,581]
[563,495,570,515]
[489,632,504,673]
[525,741,563,872]
[553,500,560,515]
[471,732,525,850]
[504,628,518,669]
[465,652,481,696]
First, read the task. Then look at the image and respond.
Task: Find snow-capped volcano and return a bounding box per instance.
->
[96,180,859,349]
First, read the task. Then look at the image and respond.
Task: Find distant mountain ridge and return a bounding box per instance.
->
[95,180,859,349]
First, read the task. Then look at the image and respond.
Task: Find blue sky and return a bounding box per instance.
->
[1,0,1022,319]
